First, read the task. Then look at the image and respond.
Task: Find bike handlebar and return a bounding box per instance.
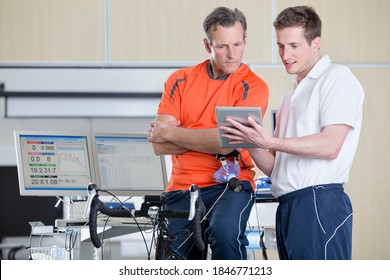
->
[87,183,206,251]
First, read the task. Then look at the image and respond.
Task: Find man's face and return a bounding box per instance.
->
[204,21,246,78]
[276,26,320,81]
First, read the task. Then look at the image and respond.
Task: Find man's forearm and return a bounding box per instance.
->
[151,141,190,155]
[162,126,234,155]
[248,148,275,177]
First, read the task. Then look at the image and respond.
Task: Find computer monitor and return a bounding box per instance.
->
[14,131,95,197]
[91,133,168,197]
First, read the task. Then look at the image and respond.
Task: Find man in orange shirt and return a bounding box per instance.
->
[148,6,269,259]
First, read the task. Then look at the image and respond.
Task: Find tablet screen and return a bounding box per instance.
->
[216,106,262,148]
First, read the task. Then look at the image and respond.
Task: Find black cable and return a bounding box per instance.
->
[96,189,151,259]
[147,218,159,260]
[259,229,268,260]
[99,217,109,260]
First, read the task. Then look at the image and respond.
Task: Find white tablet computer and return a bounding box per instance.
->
[216,106,262,148]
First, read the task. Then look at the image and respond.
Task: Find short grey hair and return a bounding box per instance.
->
[203,7,247,44]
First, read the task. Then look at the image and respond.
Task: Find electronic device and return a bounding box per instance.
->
[216,106,263,148]
[14,131,95,197]
[90,132,168,196]
[15,131,168,198]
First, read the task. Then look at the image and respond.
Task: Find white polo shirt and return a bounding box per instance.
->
[270,55,364,198]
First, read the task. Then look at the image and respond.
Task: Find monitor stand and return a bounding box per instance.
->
[62,196,88,220]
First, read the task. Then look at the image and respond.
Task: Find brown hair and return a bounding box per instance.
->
[273,6,321,44]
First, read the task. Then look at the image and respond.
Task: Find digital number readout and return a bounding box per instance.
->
[20,136,91,191]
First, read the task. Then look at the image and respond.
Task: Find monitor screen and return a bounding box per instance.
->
[14,131,95,196]
[91,133,168,196]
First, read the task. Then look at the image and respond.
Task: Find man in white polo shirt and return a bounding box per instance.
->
[219,5,364,259]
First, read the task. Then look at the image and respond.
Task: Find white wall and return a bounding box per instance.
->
[0,65,183,166]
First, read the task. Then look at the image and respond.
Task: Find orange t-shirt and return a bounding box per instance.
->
[158,60,269,191]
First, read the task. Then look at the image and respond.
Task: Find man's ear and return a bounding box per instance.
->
[203,38,212,53]
[311,36,321,51]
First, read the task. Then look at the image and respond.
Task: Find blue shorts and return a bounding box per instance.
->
[276,183,353,260]
[163,181,255,260]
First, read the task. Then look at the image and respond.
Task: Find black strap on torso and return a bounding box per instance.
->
[213,149,240,160]
[213,149,246,168]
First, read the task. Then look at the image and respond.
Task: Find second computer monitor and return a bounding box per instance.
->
[91,133,168,197]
